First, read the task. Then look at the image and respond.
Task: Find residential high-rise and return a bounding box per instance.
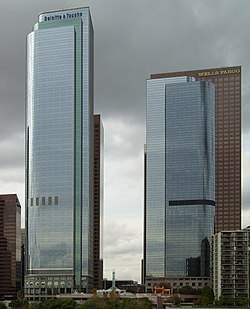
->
[93,115,104,289]
[212,227,250,301]
[151,66,241,233]
[145,76,215,279]
[25,7,94,299]
[0,194,21,299]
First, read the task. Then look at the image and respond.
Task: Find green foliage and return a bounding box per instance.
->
[9,299,21,308]
[28,303,41,309]
[55,299,77,309]
[214,296,223,306]
[168,294,181,305]
[79,296,106,309]
[214,295,230,306]
[32,299,77,309]
[178,285,200,295]
[132,298,154,309]
[235,298,249,306]
[198,286,214,305]
[17,290,24,303]
[214,295,250,307]
[215,295,234,306]
[77,296,153,309]
[0,302,7,309]
[8,290,27,309]
[6,296,153,309]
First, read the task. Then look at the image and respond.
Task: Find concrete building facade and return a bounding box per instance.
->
[212,228,250,301]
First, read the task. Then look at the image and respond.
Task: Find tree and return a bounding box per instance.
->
[168,294,181,306]
[215,295,236,306]
[78,296,106,309]
[178,286,200,295]
[0,303,7,309]
[9,299,21,308]
[55,299,77,309]
[33,299,77,309]
[198,286,214,305]
[235,298,249,306]
[77,296,153,309]
[16,290,29,309]
[28,303,41,309]
[214,296,223,306]
[119,298,153,309]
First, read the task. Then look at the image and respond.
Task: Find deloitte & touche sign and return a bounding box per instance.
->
[197,67,241,77]
[43,11,83,22]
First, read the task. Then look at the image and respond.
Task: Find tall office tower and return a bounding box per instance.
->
[145,76,215,279]
[93,115,104,289]
[25,7,94,299]
[0,194,21,299]
[151,66,241,233]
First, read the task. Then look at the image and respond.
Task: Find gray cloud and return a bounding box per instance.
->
[104,218,142,280]
[0,133,24,168]
[1,0,250,281]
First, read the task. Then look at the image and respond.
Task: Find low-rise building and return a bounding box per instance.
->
[145,277,210,294]
[212,227,250,300]
[0,194,21,299]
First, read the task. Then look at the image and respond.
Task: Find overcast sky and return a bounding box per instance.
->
[0,0,250,283]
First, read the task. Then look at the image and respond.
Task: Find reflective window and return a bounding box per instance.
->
[146,77,215,277]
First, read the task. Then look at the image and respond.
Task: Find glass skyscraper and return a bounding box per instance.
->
[25,7,94,298]
[145,76,215,278]
[151,67,241,233]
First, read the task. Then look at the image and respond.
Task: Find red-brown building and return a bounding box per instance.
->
[0,194,21,299]
[93,115,104,289]
[150,66,241,233]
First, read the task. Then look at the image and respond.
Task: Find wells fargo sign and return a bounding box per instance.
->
[198,68,241,77]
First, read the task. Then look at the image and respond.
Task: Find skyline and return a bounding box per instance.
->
[0,0,250,283]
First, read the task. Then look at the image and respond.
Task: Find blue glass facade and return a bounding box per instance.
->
[25,8,94,296]
[146,77,215,278]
